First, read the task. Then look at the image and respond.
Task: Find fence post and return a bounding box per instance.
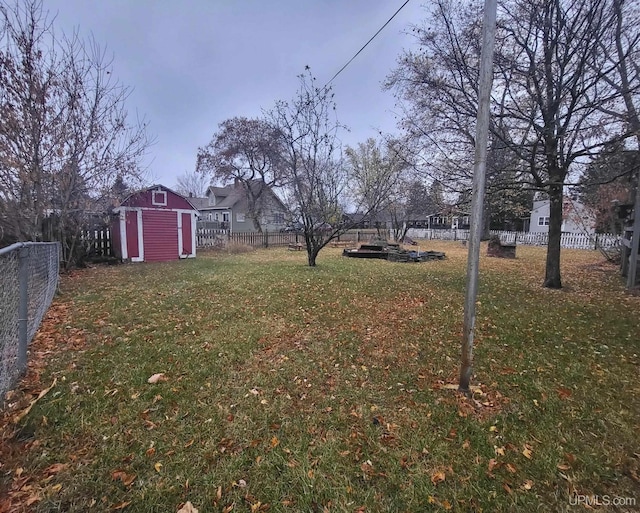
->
[264,230,269,248]
[17,246,29,375]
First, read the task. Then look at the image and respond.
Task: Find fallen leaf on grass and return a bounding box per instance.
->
[250,502,266,512]
[430,470,446,485]
[154,462,162,472]
[177,501,198,513]
[442,383,482,392]
[147,373,168,384]
[111,501,132,510]
[12,377,57,424]
[522,480,534,490]
[111,470,136,487]
[522,446,533,459]
[44,463,68,475]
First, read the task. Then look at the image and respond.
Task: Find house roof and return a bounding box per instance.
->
[187,197,210,210]
[202,180,287,211]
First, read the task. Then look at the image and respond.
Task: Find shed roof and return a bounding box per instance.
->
[118,184,199,211]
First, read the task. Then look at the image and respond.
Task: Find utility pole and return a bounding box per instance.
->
[627,169,640,289]
[459,0,498,394]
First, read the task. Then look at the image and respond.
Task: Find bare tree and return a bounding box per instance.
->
[0,0,151,267]
[388,0,631,288]
[196,117,284,232]
[345,137,408,237]
[267,71,345,266]
[174,170,210,198]
[268,70,396,266]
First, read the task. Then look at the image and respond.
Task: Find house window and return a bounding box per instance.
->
[208,214,213,221]
[274,213,284,224]
[214,213,219,221]
[237,213,245,222]
[538,216,550,226]
[223,213,229,222]
[462,216,469,225]
[152,190,167,206]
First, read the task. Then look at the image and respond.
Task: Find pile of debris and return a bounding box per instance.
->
[342,238,445,263]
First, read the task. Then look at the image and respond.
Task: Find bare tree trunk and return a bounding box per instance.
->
[544,183,563,288]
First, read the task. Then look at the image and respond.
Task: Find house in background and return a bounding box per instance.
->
[196,180,288,233]
[529,197,596,234]
[111,185,198,262]
[407,210,471,230]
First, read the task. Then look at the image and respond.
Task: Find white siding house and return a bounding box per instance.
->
[529,198,596,234]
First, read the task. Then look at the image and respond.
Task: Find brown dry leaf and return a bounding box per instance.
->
[442,499,452,510]
[522,480,534,490]
[177,501,199,513]
[360,461,375,479]
[12,377,57,424]
[556,387,572,399]
[503,482,513,494]
[154,462,163,472]
[25,494,41,506]
[111,501,132,510]
[557,463,571,471]
[430,470,446,485]
[505,463,517,474]
[45,463,68,475]
[111,470,136,487]
[270,436,280,448]
[222,503,234,513]
[146,447,156,457]
[522,446,533,459]
[488,458,499,473]
[147,373,168,384]
[250,502,262,513]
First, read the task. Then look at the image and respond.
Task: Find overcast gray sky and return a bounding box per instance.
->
[44,0,427,189]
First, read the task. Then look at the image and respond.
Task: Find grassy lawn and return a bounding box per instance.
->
[1,241,639,512]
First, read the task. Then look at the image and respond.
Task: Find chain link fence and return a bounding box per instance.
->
[0,242,60,401]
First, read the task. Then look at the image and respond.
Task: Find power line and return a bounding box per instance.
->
[324,0,412,88]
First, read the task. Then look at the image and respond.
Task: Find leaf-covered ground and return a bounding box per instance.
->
[1,242,639,512]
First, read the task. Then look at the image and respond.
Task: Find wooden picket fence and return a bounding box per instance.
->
[80,228,112,256]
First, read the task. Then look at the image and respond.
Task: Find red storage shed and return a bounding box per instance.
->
[111,185,199,262]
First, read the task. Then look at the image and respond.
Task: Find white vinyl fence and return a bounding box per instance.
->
[406,229,621,250]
